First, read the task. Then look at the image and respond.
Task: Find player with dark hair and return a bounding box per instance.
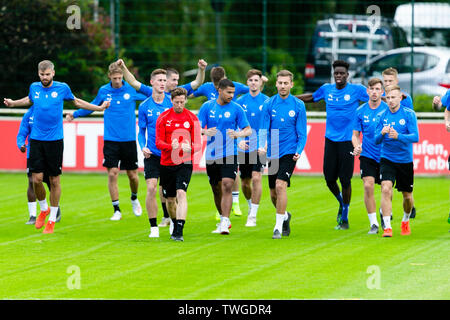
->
[66,62,148,221]
[4,60,109,233]
[297,60,369,230]
[155,87,202,241]
[197,79,252,235]
[260,70,307,239]
[236,69,269,227]
[352,78,388,234]
[375,85,419,237]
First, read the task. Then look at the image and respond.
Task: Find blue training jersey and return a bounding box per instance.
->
[353,101,389,162]
[313,83,369,142]
[374,106,419,163]
[73,81,147,142]
[137,95,173,157]
[28,81,75,141]
[260,94,308,159]
[382,91,414,109]
[16,108,34,158]
[197,99,250,161]
[138,82,194,98]
[192,82,249,101]
[442,89,450,110]
[236,92,269,153]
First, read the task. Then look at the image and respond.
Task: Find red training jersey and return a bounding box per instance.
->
[155,108,202,166]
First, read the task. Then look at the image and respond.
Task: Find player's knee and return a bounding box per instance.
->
[381,184,391,195]
[147,184,158,197]
[403,192,413,203]
[166,196,176,206]
[325,179,337,190]
[32,174,43,184]
[108,169,119,180]
[176,189,186,200]
[340,179,351,189]
[363,180,374,194]
[275,180,287,194]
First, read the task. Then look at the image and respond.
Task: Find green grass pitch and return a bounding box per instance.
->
[0,172,449,300]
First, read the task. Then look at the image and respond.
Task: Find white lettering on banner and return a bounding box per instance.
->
[63,123,77,167]
[413,140,449,171]
[77,123,104,168]
[296,125,311,170]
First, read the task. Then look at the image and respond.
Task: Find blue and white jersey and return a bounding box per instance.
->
[137,95,173,157]
[313,83,369,142]
[16,108,34,158]
[374,107,419,163]
[260,94,307,159]
[138,82,194,98]
[236,92,269,153]
[192,82,249,101]
[28,81,75,141]
[197,99,250,161]
[73,81,147,142]
[353,101,389,162]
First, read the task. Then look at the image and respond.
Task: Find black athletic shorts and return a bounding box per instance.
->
[238,151,265,179]
[29,139,64,176]
[268,154,297,189]
[359,156,381,184]
[103,140,138,170]
[323,138,354,186]
[144,155,161,180]
[27,158,50,187]
[380,158,414,193]
[206,156,238,186]
[160,163,193,198]
[448,154,450,171]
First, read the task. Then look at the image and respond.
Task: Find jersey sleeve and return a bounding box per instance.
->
[192,84,206,98]
[155,113,172,151]
[138,84,153,97]
[236,104,250,129]
[352,107,363,132]
[17,110,32,150]
[179,83,194,96]
[357,84,369,102]
[197,102,208,128]
[63,83,75,101]
[295,101,308,155]
[403,94,414,109]
[234,82,249,96]
[312,84,326,102]
[441,89,450,109]
[27,84,35,104]
[137,103,147,149]
[397,110,419,144]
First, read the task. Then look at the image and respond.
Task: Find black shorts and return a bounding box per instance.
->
[206,156,238,186]
[27,158,50,186]
[448,155,450,171]
[323,138,354,185]
[238,151,265,179]
[28,139,64,176]
[103,140,138,170]
[268,154,297,189]
[144,155,161,180]
[380,158,414,193]
[359,156,381,184]
[160,163,193,198]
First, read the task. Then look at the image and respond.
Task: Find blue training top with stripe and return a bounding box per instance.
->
[16,108,34,158]
[192,82,249,101]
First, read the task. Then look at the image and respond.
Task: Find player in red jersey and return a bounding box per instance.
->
[155,87,202,241]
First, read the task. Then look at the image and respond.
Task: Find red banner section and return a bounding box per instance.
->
[1,119,449,175]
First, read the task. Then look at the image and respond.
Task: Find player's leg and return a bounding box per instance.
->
[146,178,159,237]
[336,141,354,229]
[220,177,234,234]
[158,187,171,227]
[126,169,142,217]
[26,172,37,225]
[363,176,379,234]
[172,164,192,241]
[232,173,242,216]
[42,139,64,234]
[397,161,414,236]
[380,180,393,237]
[323,138,343,223]
[107,167,121,220]
[245,171,262,227]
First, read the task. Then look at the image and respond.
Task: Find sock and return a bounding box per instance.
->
[249,203,259,217]
[131,192,138,201]
[149,218,157,227]
[38,199,48,212]
[334,192,344,208]
[368,212,378,226]
[247,199,252,210]
[232,192,239,204]
[177,219,185,236]
[383,215,392,229]
[162,202,169,218]
[48,206,58,222]
[341,203,350,222]
[28,202,37,217]
[171,218,177,235]
[402,212,411,222]
[284,211,289,220]
[275,213,284,232]
[112,200,120,212]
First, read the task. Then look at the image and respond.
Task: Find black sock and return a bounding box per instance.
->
[177,219,185,236]
[149,218,157,227]
[131,192,138,201]
[171,218,177,236]
[162,202,169,218]
[112,200,120,212]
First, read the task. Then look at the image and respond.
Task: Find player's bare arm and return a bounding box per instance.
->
[190,59,208,90]
[73,97,110,111]
[295,93,314,102]
[3,96,32,108]
[116,59,142,91]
